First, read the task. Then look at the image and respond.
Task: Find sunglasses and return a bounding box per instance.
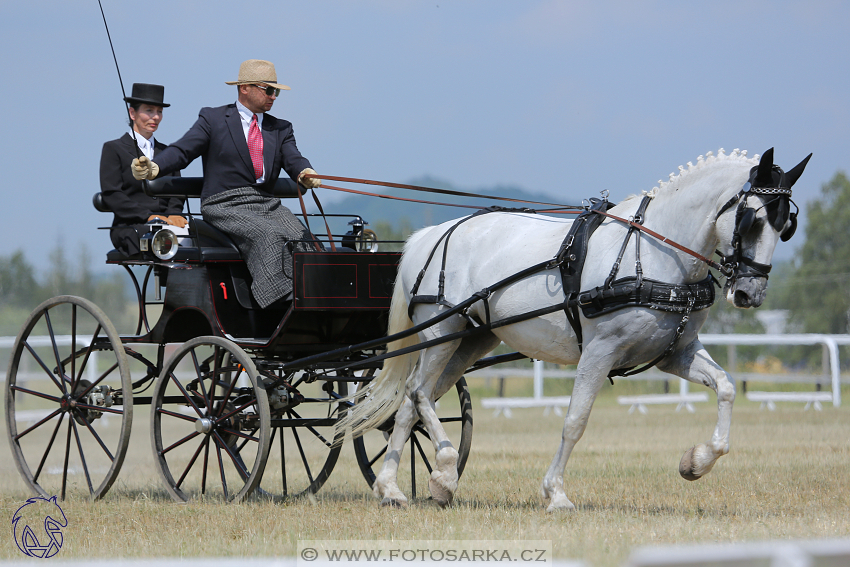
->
[254,84,281,97]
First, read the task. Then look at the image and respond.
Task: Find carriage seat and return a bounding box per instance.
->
[95,177,309,262]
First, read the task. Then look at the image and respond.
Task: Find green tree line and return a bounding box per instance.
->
[0,244,129,336]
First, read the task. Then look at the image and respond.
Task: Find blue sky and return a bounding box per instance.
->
[2,0,848,272]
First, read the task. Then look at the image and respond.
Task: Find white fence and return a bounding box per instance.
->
[477,334,848,415]
[0,335,98,384]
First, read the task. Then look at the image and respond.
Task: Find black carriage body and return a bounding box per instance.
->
[100,177,400,358]
[134,252,399,354]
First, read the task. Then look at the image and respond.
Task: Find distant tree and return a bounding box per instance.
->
[371,218,414,251]
[0,250,40,307]
[774,172,850,334]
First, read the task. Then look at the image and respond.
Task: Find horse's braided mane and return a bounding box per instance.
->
[624,148,760,202]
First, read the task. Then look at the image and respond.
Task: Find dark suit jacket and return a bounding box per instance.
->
[153,104,312,201]
[99,133,184,225]
[100,133,183,255]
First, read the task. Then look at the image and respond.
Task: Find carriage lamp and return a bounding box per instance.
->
[151,228,179,260]
[344,219,379,253]
[358,228,378,252]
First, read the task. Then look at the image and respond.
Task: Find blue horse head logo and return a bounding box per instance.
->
[12,496,67,558]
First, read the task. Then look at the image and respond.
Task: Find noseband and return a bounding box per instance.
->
[714,166,798,281]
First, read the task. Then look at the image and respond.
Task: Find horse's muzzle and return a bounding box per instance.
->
[725,276,767,308]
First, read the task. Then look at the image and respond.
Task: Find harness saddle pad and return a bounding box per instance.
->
[578,275,716,318]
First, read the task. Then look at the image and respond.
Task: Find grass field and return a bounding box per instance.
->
[2,377,849,566]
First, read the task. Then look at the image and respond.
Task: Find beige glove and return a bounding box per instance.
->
[298,168,321,189]
[132,156,160,180]
[166,215,188,228]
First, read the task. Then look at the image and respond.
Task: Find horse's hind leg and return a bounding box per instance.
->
[656,338,735,480]
[410,332,501,507]
[373,394,419,507]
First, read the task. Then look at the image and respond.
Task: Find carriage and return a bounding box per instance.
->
[7,148,812,511]
[4,176,473,502]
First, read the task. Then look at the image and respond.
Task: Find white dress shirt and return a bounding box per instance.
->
[131,130,155,160]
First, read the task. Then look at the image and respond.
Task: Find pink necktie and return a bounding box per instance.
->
[248,114,263,180]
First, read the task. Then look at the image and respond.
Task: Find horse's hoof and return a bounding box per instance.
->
[679,446,701,481]
[381,497,408,508]
[545,501,576,513]
[428,478,454,508]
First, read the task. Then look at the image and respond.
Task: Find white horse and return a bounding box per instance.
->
[339,148,811,511]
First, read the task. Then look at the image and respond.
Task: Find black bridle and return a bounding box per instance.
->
[714,149,811,282]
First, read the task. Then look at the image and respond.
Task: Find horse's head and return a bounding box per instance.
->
[715,148,812,308]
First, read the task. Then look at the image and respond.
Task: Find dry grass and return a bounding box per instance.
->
[2,382,848,566]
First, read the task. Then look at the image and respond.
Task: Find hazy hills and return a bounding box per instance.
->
[319,176,584,234]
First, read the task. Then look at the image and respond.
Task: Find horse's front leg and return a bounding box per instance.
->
[657,338,736,480]
[541,346,613,512]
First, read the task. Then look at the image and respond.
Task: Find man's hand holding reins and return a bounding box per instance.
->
[298,168,321,189]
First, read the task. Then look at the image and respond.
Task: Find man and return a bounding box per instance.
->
[132,59,321,308]
[100,83,185,257]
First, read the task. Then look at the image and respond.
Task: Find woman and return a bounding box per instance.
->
[99,83,185,256]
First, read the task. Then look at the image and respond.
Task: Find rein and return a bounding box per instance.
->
[305,174,586,210]
[588,208,733,277]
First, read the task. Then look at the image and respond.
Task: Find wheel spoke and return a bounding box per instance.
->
[201,436,211,495]
[73,403,123,416]
[23,342,66,394]
[168,372,206,417]
[70,418,94,495]
[73,324,103,386]
[77,411,116,462]
[190,348,211,409]
[289,417,314,485]
[14,408,63,441]
[213,430,250,480]
[74,361,119,400]
[157,407,199,423]
[11,384,62,404]
[219,427,259,445]
[175,434,210,490]
[160,430,202,455]
[33,413,66,482]
[61,418,72,501]
[43,310,69,396]
[216,398,258,424]
[213,435,229,500]
[288,409,333,448]
[367,443,388,468]
[411,433,432,474]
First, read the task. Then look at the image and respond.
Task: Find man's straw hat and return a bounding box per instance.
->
[225,59,291,91]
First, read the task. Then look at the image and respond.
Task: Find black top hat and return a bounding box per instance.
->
[124,83,170,107]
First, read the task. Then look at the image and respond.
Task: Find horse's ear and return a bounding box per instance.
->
[785,153,813,188]
[754,148,775,186]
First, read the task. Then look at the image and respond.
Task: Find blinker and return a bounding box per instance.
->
[780,212,797,242]
[738,207,756,237]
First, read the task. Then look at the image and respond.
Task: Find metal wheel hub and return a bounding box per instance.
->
[194,417,214,434]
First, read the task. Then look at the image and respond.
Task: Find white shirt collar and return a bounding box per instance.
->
[236,100,264,136]
[131,131,155,160]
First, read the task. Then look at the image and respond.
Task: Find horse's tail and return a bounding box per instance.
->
[335,238,423,441]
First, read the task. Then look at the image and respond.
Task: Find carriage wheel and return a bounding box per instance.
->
[150,336,271,503]
[254,368,347,499]
[352,376,473,500]
[4,296,133,500]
